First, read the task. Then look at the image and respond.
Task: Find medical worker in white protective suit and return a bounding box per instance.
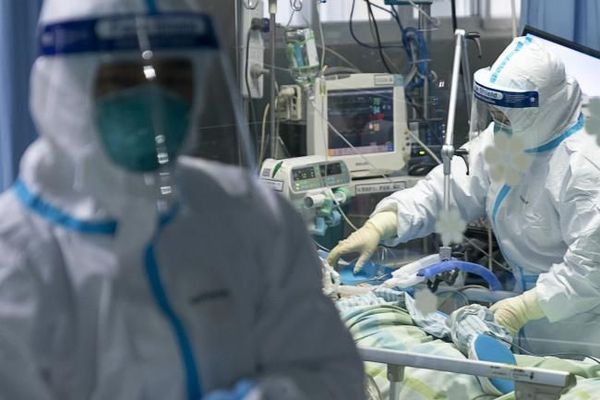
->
[329,35,600,357]
[0,0,365,399]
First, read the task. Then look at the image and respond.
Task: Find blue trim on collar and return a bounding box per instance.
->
[492,184,511,225]
[159,203,180,227]
[14,178,198,396]
[491,114,584,231]
[525,113,585,154]
[145,0,159,14]
[13,179,117,235]
[144,215,202,399]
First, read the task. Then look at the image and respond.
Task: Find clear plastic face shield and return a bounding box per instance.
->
[40,12,256,210]
[469,69,539,185]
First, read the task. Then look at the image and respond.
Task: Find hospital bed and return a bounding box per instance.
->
[360,346,575,400]
[338,300,600,400]
[323,253,600,400]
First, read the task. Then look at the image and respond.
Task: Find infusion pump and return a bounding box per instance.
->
[260,156,351,236]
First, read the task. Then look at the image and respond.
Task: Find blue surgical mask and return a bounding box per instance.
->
[95,84,191,172]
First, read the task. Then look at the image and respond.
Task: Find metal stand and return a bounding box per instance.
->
[416,1,432,120]
[268,0,278,158]
[360,347,575,400]
[438,29,466,261]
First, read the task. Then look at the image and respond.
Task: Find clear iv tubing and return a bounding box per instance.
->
[325,188,358,231]
[310,56,503,270]
[309,96,442,234]
[290,0,303,12]
[404,0,440,29]
[313,103,507,272]
[407,129,441,164]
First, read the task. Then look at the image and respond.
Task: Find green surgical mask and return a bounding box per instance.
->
[493,121,513,136]
[95,84,191,172]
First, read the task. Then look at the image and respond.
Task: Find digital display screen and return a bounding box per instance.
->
[320,162,342,176]
[293,167,316,181]
[327,88,395,157]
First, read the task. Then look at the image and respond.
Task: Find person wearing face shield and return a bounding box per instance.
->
[329,35,600,357]
[0,1,364,399]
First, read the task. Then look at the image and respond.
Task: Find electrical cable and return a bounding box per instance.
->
[195,121,267,133]
[403,0,440,28]
[543,353,600,364]
[463,237,512,272]
[316,45,361,70]
[349,0,403,50]
[487,221,493,270]
[364,9,401,73]
[289,0,303,12]
[277,130,291,157]
[285,10,297,28]
[406,129,441,164]
[261,63,295,73]
[323,67,362,77]
[390,5,404,32]
[366,0,393,73]
[450,0,457,33]
[436,289,470,309]
[314,240,331,253]
[325,188,359,231]
[497,337,600,364]
[368,1,405,35]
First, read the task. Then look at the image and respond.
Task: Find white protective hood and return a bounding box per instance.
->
[473,35,582,150]
[24,0,214,245]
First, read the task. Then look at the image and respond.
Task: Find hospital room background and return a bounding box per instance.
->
[1,1,600,399]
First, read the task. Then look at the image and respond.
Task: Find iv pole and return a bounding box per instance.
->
[439,29,466,261]
[268,0,278,159]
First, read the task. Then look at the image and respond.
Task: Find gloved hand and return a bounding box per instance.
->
[490,289,545,336]
[327,211,397,273]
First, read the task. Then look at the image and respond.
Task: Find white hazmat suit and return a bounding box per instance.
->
[332,36,600,357]
[0,0,364,399]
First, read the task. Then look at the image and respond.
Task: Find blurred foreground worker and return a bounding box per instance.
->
[0,0,363,399]
[329,36,600,357]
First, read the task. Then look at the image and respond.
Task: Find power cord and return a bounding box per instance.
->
[366,0,393,74]
[368,1,405,35]
[349,0,403,50]
[496,337,600,364]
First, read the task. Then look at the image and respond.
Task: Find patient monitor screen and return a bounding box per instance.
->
[327,88,395,157]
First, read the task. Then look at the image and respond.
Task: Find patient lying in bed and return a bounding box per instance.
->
[335,289,600,400]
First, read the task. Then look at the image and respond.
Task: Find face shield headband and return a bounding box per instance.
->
[39,12,220,57]
[38,11,257,176]
[470,70,540,138]
[39,12,222,172]
[36,12,262,214]
[473,81,539,110]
